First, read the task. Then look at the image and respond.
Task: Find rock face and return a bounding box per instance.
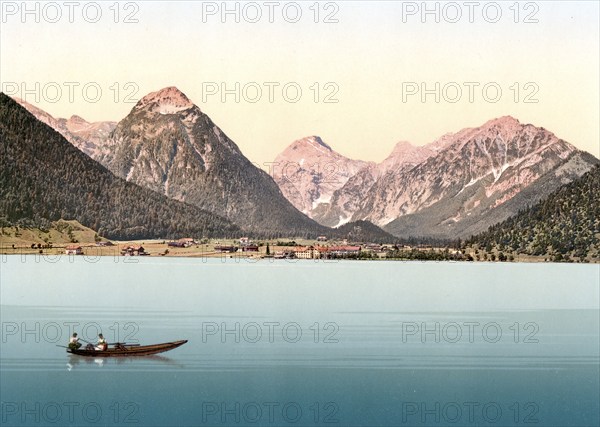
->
[96,87,327,237]
[369,117,598,239]
[276,117,599,239]
[311,140,444,228]
[273,136,371,216]
[15,98,116,158]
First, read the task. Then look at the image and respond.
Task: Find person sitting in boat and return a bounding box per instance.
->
[68,333,82,350]
[95,333,108,351]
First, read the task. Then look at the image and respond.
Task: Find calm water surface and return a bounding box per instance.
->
[1,257,598,426]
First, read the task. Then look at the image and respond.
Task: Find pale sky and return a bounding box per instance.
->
[1,1,599,165]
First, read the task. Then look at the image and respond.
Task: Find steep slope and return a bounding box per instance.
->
[467,165,600,261]
[273,136,371,216]
[15,98,116,158]
[312,141,438,227]
[319,117,598,238]
[378,141,436,174]
[99,87,328,237]
[385,150,598,239]
[0,93,240,240]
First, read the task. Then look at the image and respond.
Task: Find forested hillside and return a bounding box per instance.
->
[0,93,240,240]
[468,166,600,262]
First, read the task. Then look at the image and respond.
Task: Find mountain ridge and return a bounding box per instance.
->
[275,115,599,239]
[14,97,117,160]
[13,92,598,242]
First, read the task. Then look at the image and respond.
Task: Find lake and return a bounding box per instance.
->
[1,256,598,426]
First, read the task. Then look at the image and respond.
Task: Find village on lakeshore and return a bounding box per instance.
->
[1,220,598,263]
[0,220,468,261]
[2,234,432,260]
[0,227,568,263]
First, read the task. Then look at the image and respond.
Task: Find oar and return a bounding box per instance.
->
[109,342,141,347]
[58,344,79,352]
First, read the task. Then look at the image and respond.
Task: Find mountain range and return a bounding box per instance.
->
[6,91,395,242]
[17,88,329,237]
[274,117,598,239]
[11,87,599,242]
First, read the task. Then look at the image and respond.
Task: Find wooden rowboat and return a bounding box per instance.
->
[67,340,187,357]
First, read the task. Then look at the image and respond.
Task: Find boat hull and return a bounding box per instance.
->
[67,340,188,357]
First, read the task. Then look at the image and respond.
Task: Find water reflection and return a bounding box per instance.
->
[65,354,184,371]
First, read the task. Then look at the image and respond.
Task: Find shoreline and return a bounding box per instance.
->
[1,251,597,265]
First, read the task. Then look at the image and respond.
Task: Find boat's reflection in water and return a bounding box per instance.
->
[66,354,184,370]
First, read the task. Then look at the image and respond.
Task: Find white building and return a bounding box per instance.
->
[65,245,83,255]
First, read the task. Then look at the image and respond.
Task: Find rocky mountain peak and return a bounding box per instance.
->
[97,87,325,236]
[387,141,420,160]
[273,136,372,217]
[292,136,332,152]
[66,115,91,132]
[380,140,434,171]
[390,140,415,152]
[68,114,87,124]
[485,115,521,127]
[135,86,195,115]
[478,115,525,136]
[426,116,536,154]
